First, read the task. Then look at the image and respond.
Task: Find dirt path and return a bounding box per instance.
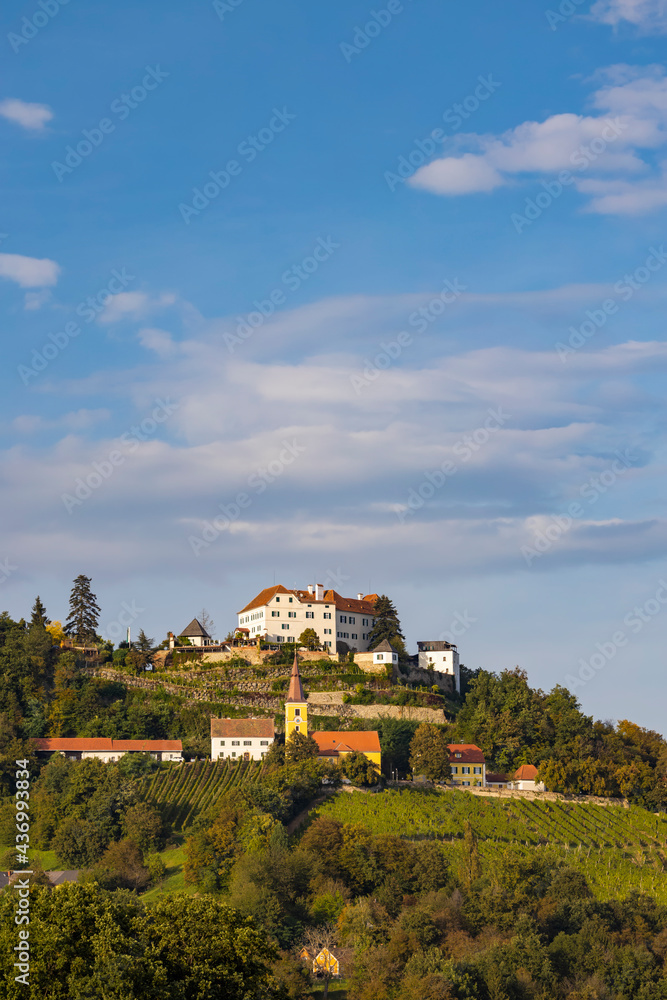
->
[286,793,335,835]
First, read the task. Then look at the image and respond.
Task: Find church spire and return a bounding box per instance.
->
[285,650,305,703]
[285,650,307,739]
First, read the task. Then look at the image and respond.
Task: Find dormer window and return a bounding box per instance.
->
[455,752,462,758]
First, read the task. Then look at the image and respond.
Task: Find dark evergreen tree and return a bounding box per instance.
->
[30,596,50,628]
[134,629,154,653]
[64,575,100,644]
[367,595,406,654]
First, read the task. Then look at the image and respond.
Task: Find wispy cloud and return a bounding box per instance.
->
[590,0,667,33]
[409,65,667,215]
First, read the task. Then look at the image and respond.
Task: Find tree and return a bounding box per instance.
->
[134,628,154,653]
[340,750,380,787]
[297,628,321,650]
[285,730,319,764]
[408,723,450,780]
[367,595,406,654]
[64,575,100,644]
[122,801,164,853]
[199,608,215,637]
[30,596,50,628]
[91,837,150,891]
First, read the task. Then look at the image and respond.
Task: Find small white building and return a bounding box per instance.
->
[417,641,460,692]
[210,717,275,761]
[355,638,399,673]
[175,618,213,647]
[512,765,544,791]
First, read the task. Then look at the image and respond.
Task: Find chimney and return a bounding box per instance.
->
[168,632,174,650]
[315,583,324,600]
[307,585,314,594]
[357,593,363,600]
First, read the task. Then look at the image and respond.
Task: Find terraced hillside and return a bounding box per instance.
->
[136,760,266,830]
[315,788,667,903]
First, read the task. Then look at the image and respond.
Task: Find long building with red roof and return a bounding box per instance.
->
[236,583,379,652]
[33,738,183,763]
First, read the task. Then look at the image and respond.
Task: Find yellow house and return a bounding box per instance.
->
[285,653,381,771]
[313,948,340,977]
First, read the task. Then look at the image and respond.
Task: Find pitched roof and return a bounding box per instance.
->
[179,618,210,638]
[48,871,80,886]
[448,743,485,764]
[371,639,396,653]
[311,731,381,754]
[514,764,539,780]
[34,738,182,753]
[238,585,292,614]
[285,653,306,703]
[485,772,509,783]
[238,585,378,615]
[210,718,275,738]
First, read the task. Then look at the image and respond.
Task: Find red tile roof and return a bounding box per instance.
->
[514,764,539,780]
[34,738,182,753]
[210,718,275,739]
[311,731,381,754]
[448,743,485,764]
[238,585,378,616]
[485,772,509,784]
[238,585,292,613]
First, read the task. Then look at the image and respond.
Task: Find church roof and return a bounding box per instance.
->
[285,652,306,703]
[311,731,381,754]
[178,618,211,638]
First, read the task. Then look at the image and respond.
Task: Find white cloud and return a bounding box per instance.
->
[138,327,178,358]
[0,98,53,131]
[0,253,60,288]
[409,65,667,214]
[24,289,52,311]
[98,291,176,324]
[590,0,667,32]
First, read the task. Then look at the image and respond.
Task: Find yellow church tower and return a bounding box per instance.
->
[285,651,307,740]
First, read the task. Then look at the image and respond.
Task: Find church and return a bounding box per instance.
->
[211,652,381,771]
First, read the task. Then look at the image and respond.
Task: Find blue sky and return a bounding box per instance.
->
[2,0,667,731]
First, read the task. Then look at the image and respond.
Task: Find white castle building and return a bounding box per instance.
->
[417,640,460,692]
[236,584,378,651]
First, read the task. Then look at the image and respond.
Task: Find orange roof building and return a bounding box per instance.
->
[448,743,486,787]
[236,583,379,653]
[34,738,182,762]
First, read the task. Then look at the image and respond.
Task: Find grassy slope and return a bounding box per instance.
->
[140,843,197,903]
